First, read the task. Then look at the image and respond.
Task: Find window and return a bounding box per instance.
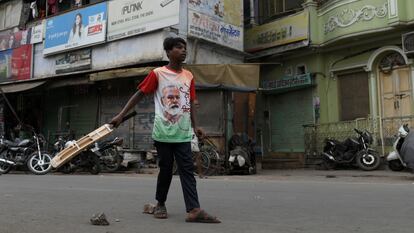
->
[338,72,370,121]
[258,0,304,24]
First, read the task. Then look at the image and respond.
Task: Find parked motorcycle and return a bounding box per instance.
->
[0,125,52,175]
[321,128,381,171]
[227,134,256,175]
[53,136,123,174]
[92,137,124,172]
[386,124,414,172]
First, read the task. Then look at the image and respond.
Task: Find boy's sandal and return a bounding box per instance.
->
[185,210,221,223]
[153,205,168,219]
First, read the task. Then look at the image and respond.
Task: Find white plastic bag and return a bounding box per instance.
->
[191,132,200,152]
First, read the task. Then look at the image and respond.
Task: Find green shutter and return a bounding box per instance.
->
[269,89,313,152]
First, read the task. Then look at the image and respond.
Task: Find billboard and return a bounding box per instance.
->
[188,0,243,51]
[245,11,309,52]
[44,2,107,56]
[107,0,179,41]
[0,44,32,83]
[0,22,44,52]
[55,49,92,74]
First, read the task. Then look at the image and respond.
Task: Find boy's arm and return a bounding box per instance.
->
[110,90,146,127]
[190,100,203,137]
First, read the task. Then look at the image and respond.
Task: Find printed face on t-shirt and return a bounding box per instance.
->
[161,85,182,120]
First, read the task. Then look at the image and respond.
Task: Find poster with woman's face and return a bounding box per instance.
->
[44,2,107,56]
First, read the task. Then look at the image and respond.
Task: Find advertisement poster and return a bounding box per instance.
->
[188,0,243,51]
[0,44,32,83]
[55,49,91,74]
[107,0,179,41]
[245,11,309,52]
[0,23,44,52]
[44,2,107,56]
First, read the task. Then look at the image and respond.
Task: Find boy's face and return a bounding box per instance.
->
[167,42,187,63]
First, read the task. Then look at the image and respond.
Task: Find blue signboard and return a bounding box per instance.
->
[44,2,107,56]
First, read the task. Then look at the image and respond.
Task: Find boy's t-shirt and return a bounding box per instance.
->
[138,66,196,143]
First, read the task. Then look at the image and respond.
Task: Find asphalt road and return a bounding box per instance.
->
[0,173,413,233]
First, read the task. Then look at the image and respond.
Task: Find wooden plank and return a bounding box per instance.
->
[51,124,113,168]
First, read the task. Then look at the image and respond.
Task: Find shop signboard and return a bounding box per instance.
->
[188,0,243,51]
[44,2,107,56]
[262,73,312,90]
[107,0,180,41]
[245,11,309,52]
[0,44,33,83]
[55,49,92,74]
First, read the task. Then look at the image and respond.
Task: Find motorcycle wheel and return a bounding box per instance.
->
[27,151,52,175]
[101,148,122,173]
[356,150,381,171]
[0,152,12,174]
[388,160,404,171]
[88,154,101,175]
[59,164,73,174]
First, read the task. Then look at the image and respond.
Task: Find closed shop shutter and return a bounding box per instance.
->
[69,85,98,138]
[195,90,224,135]
[269,88,313,152]
[99,80,135,148]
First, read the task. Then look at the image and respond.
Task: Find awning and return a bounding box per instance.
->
[89,67,155,81]
[0,80,46,93]
[330,50,374,73]
[184,64,260,91]
[47,77,92,89]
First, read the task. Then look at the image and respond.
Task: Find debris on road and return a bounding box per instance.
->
[143,203,156,214]
[90,212,110,226]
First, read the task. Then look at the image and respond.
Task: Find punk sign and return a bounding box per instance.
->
[107,0,180,41]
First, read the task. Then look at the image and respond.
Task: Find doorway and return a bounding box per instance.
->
[379,66,412,118]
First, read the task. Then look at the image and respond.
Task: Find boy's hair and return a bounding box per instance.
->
[163,37,186,51]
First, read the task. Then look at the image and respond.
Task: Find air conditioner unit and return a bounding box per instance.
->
[402,31,414,54]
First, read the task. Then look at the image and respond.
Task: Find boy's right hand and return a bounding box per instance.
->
[109,114,123,128]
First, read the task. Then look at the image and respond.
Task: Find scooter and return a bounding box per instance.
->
[321,128,381,171]
[386,124,409,171]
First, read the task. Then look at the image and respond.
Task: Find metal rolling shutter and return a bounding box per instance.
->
[269,89,313,152]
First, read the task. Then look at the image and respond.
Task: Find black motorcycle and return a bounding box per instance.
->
[0,125,52,175]
[92,137,124,172]
[321,128,381,171]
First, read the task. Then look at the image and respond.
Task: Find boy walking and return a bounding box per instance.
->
[110,37,220,223]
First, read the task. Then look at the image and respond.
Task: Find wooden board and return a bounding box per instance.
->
[51,124,113,169]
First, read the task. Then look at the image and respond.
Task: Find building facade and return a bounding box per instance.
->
[0,0,257,163]
[248,0,414,168]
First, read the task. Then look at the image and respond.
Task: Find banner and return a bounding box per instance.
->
[245,11,309,52]
[107,0,179,41]
[44,2,107,56]
[0,44,32,83]
[55,49,92,74]
[0,23,44,52]
[188,0,243,51]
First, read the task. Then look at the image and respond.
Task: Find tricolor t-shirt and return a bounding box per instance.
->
[138,66,196,143]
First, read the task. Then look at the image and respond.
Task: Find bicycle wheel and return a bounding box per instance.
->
[193,151,210,177]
